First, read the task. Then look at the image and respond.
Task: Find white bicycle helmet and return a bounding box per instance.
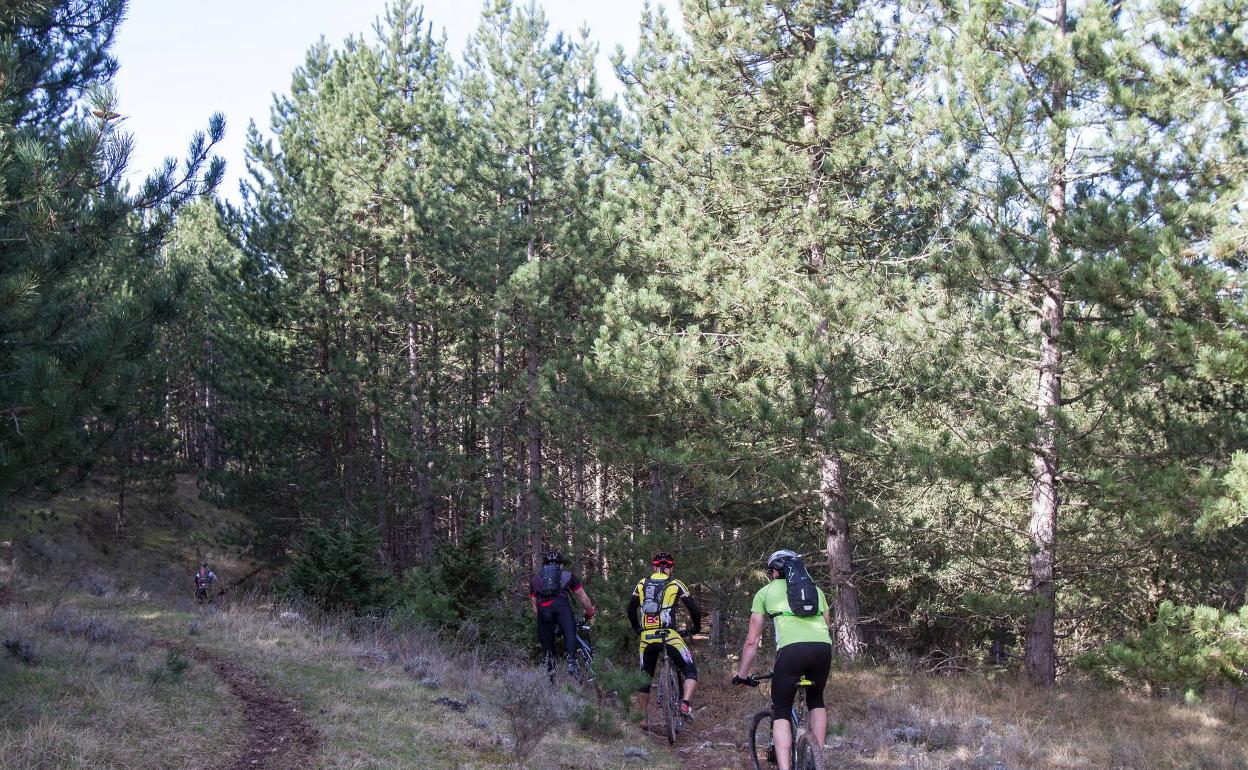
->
[766,549,800,571]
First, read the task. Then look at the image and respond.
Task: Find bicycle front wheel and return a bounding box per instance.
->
[748,709,777,770]
[794,730,825,770]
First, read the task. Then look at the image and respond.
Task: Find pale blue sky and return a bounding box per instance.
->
[113,0,678,199]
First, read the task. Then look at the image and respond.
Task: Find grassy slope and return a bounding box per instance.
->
[0,479,674,770]
[2,477,1246,770]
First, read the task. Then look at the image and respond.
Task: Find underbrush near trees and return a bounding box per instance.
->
[279,519,539,654]
[1077,601,1248,700]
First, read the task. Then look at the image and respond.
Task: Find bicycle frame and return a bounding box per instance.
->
[552,619,593,662]
[746,673,822,770]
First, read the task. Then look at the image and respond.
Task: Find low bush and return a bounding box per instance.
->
[146,649,190,685]
[596,665,650,713]
[1078,601,1248,699]
[573,701,621,739]
[491,666,576,768]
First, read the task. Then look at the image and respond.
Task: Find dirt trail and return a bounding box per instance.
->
[153,640,320,770]
[643,711,750,770]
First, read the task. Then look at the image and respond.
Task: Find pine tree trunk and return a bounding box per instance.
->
[816,361,864,659]
[468,329,482,525]
[1018,6,1068,683]
[798,26,863,660]
[594,459,606,578]
[573,437,585,548]
[370,397,388,563]
[317,268,334,484]
[430,320,447,544]
[403,238,434,564]
[1025,279,1062,685]
[524,125,542,571]
[201,338,216,471]
[491,308,506,550]
[1025,2,1068,685]
[649,464,664,532]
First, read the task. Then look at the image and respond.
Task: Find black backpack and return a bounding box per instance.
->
[782,559,819,617]
[537,563,568,599]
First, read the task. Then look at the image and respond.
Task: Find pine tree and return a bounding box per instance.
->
[603,0,944,658]
[0,0,222,499]
[459,0,615,569]
[934,0,1248,683]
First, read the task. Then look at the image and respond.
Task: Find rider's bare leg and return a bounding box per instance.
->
[772,717,793,770]
[809,706,827,748]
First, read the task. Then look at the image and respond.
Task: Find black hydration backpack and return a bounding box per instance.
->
[782,559,819,617]
[537,563,567,599]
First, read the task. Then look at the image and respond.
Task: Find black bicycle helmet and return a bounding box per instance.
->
[542,550,565,565]
[651,551,675,569]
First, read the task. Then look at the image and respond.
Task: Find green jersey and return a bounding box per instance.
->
[750,579,832,650]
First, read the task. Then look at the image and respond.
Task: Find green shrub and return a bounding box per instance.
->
[392,568,458,629]
[280,518,391,614]
[573,701,622,739]
[1078,601,1248,699]
[391,524,515,643]
[596,665,650,713]
[146,650,190,685]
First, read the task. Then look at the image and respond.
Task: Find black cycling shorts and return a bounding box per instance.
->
[536,601,577,660]
[771,641,832,723]
[637,630,698,692]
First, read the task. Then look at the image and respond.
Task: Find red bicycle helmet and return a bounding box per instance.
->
[651,551,675,569]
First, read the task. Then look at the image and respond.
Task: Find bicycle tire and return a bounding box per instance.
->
[660,658,679,745]
[748,709,777,770]
[794,730,825,770]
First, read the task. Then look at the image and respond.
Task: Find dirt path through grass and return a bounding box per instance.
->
[643,712,746,770]
[153,640,320,770]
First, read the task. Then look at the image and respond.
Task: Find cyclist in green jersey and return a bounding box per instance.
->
[732,549,832,770]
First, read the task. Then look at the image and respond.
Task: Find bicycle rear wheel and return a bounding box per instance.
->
[794,730,825,770]
[748,709,777,770]
[660,660,679,745]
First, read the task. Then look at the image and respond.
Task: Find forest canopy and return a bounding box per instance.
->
[1,0,1245,689]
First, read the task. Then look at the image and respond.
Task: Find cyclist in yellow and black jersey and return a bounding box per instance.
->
[627,551,702,722]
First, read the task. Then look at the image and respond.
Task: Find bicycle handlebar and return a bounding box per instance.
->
[733,671,774,687]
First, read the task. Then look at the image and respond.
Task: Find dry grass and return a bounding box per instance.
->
[695,660,1248,770]
[0,581,676,770]
[186,599,672,770]
[0,603,241,769]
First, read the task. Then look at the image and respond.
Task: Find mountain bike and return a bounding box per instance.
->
[552,616,595,688]
[743,672,824,770]
[648,627,688,746]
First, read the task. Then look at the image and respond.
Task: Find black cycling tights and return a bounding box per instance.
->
[771,641,832,723]
[537,601,577,662]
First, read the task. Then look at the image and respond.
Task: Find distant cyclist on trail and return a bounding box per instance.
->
[733,549,832,770]
[627,551,701,724]
[529,551,596,678]
[194,562,216,602]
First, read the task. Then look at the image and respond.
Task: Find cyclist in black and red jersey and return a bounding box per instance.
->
[529,551,596,678]
[193,562,216,602]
